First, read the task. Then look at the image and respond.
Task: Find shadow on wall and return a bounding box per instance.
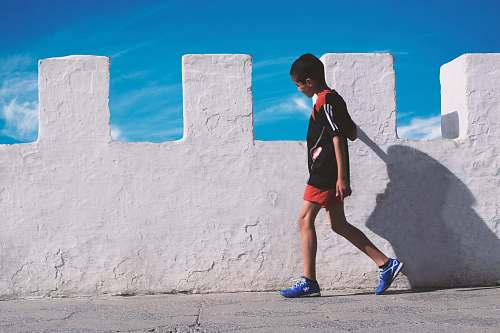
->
[358,129,500,288]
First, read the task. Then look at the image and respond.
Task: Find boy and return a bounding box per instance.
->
[280,54,404,297]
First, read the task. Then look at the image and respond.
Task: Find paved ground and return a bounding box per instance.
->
[0,286,499,332]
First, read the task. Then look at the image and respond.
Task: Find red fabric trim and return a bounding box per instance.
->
[303,184,341,207]
[312,90,330,121]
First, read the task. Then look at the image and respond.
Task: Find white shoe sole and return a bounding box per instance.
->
[300,291,321,297]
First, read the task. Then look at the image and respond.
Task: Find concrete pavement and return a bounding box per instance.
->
[0,286,499,332]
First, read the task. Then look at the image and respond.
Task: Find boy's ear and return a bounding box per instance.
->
[305,78,313,86]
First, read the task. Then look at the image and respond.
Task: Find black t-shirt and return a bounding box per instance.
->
[306,88,357,189]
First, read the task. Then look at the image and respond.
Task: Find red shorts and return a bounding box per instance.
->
[303,184,343,208]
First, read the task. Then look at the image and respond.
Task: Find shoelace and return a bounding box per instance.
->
[292,279,307,289]
[379,264,393,279]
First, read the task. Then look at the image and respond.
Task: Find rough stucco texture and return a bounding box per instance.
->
[0,53,499,299]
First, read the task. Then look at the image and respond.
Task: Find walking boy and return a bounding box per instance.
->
[280,54,404,297]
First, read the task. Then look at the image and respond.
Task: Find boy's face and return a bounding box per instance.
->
[292,77,315,98]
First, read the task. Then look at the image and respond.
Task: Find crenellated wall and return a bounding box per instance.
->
[0,53,499,299]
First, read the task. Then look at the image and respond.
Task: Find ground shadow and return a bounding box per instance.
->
[318,287,456,298]
[358,129,500,289]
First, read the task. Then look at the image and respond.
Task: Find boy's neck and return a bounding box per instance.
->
[313,83,330,94]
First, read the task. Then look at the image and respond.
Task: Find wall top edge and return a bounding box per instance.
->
[39,55,110,64]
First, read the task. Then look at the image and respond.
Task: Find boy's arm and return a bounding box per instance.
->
[329,92,358,141]
[349,124,358,141]
[332,135,349,200]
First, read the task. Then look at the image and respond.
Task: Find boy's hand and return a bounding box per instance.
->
[335,178,351,201]
[347,124,358,141]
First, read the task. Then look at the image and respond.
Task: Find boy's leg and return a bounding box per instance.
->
[326,200,389,267]
[298,200,322,281]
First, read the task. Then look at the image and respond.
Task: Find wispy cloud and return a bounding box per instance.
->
[1,98,38,140]
[0,75,37,100]
[110,40,154,59]
[133,127,182,139]
[116,119,183,141]
[252,56,295,82]
[110,124,125,141]
[253,71,283,82]
[0,54,33,76]
[0,56,38,142]
[253,56,295,69]
[396,110,416,120]
[369,49,409,56]
[112,70,149,84]
[110,103,183,142]
[254,95,311,124]
[397,115,441,140]
[112,82,181,112]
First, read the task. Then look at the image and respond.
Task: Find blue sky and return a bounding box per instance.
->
[1,0,499,143]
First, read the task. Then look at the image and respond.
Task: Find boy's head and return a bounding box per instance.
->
[290,53,327,98]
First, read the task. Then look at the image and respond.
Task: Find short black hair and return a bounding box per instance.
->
[289,53,326,84]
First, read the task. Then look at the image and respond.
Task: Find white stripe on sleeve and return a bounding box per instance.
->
[324,104,339,131]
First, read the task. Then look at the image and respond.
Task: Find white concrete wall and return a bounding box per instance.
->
[0,53,499,299]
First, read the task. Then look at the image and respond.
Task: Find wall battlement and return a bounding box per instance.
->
[0,53,499,299]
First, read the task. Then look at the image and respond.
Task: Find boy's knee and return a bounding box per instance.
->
[298,214,315,229]
[330,218,350,235]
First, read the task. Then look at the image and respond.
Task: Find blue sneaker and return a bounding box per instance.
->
[375,258,404,295]
[280,276,321,298]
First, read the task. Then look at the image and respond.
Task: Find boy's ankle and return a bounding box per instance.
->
[302,275,317,282]
[378,258,391,269]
